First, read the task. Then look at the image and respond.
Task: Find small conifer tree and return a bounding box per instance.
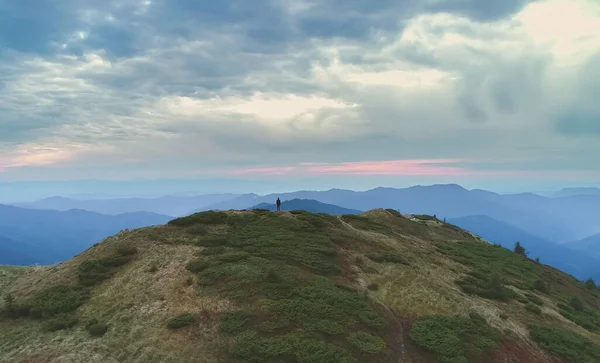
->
[514,241,527,257]
[585,278,597,290]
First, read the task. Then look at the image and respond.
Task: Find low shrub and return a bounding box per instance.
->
[216,251,250,263]
[347,332,387,354]
[385,209,403,217]
[533,280,548,293]
[358,310,387,329]
[186,259,210,273]
[167,313,196,329]
[28,285,90,318]
[77,260,111,286]
[559,309,600,331]
[570,297,584,312]
[516,295,529,304]
[232,331,356,363]
[526,293,544,306]
[410,312,500,363]
[413,214,438,221]
[525,303,542,315]
[367,283,379,291]
[188,225,209,236]
[201,246,227,256]
[99,255,133,267]
[168,211,229,227]
[252,208,270,213]
[43,314,78,332]
[585,278,597,290]
[457,272,514,302]
[530,325,600,362]
[116,246,137,256]
[365,252,409,265]
[221,310,252,334]
[86,319,108,337]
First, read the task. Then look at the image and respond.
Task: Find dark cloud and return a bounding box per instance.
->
[427,0,537,21]
[0,0,599,181]
[554,52,600,136]
[555,112,600,135]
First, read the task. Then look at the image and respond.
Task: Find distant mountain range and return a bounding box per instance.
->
[566,233,600,259]
[198,184,600,242]
[250,199,362,215]
[0,204,172,266]
[9,183,600,257]
[448,215,600,281]
[554,187,600,197]
[12,194,240,217]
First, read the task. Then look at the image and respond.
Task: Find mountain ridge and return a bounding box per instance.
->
[250,198,363,215]
[0,204,172,265]
[2,209,600,363]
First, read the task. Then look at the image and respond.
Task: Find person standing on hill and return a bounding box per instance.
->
[276,198,281,212]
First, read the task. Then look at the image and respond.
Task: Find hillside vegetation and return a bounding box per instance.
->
[2,209,600,362]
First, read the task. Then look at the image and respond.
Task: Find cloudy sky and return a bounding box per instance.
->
[1,0,599,198]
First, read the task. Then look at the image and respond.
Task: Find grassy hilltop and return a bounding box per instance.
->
[2,209,600,363]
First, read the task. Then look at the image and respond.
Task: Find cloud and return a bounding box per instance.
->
[0,0,599,183]
[232,159,470,176]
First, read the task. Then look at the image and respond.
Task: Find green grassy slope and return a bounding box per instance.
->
[1,209,600,363]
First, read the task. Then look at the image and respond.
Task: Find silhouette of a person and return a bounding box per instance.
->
[276,198,281,212]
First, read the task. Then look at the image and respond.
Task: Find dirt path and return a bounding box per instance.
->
[371,299,407,363]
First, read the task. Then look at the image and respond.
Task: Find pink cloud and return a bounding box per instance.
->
[229,159,471,176]
[305,159,468,176]
[230,166,298,175]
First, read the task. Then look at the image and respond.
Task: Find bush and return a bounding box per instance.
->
[533,280,548,293]
[116,246,137,256]
[358,310,387,329]
[585,278,597,290]
[185,277,194,286]
[216,251,250,263]
[570,297,584,312]
[44,314,78,332]
[221,310,252,334]
[410,313,500,363]
[168,211,229,227]
[367,283,379,291]
[188,225,209,235]
[499,313,508,321]
[525,303,542,315]
[86,319,108,337]
[526,293,544,306]
[167,313,196,329]
[77,260,111,286]
[530,325,600,362]
[231,331,356,363]
[28,285,90,318]
[201,246,227,256]
[365,252,409,265]
[186,259,210,273]
[413,214,438,221]
[99,255,133,267]
[347,332,386,354]
[457,272,514,301]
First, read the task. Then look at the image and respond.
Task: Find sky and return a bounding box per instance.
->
[1,0,600,200]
